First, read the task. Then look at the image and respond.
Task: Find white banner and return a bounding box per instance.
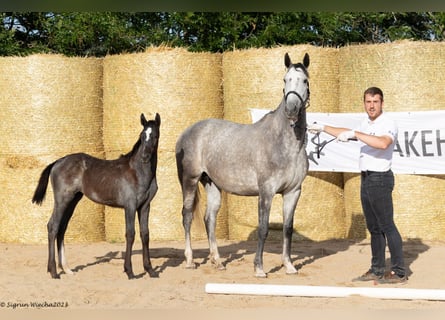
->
[250,109,445,174]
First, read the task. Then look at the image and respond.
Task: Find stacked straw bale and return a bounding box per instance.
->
[339,41,445,240]
[223,45,346,241]
[103,47,226,242]
[0,55,105,243]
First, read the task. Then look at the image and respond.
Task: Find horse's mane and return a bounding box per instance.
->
[292,62,309,77]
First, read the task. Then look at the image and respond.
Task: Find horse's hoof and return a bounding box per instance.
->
[255,270,267,278]
[185,263,197,269]
[286,269,298,275]
[211,259,226,270]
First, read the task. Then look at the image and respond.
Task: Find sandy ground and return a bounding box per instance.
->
[1,238,445,318]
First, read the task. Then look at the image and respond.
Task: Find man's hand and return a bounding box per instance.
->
[337,130,356,142]
[307,123,324,134]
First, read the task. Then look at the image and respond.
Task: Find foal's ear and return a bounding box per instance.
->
[155,113,161,126]
[284,52,291,68]
[140,113,148,126]
[303,53,310,69]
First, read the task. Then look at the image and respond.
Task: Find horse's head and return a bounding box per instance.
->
[139,113,161,162]
[283,52,310,124]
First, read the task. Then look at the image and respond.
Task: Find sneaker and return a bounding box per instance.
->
[378,271,408,284]
[352,270,383,282]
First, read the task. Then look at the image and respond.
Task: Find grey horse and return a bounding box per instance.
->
[175,53,310,277]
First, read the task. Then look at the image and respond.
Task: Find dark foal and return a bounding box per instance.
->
[32,113,160,279]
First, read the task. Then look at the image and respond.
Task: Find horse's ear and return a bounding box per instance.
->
[284,52,291,68]
[155,113,161,126]
[141,113,148,126]
[303,53,310,69]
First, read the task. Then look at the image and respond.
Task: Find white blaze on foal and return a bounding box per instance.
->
[145,127,152,141]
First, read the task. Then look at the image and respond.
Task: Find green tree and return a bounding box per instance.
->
[1,12,444,57]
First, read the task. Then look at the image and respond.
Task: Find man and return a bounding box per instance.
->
[308,87,407,284]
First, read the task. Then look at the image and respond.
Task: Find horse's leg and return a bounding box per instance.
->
[181,178,200,269]
[124,206,137,279]
[254,191,273,278]
[202,179,224,270]
[56,192,83,275]
[281,188,301,274]
[137,201,156,277]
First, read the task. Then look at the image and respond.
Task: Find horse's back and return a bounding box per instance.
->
[176,111,308,195]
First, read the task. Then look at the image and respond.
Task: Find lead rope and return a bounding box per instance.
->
[313,133,336,159]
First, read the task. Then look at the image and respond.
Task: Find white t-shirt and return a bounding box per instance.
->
[355,113,398,172]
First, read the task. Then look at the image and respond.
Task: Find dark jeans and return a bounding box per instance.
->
[360,170,406,277]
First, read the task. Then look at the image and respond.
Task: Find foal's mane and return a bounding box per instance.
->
[120,139,141,159]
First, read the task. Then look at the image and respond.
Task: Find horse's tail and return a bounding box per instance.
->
[32,161,56,205]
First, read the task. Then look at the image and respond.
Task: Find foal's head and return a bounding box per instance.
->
[283,53,310,123]
[138,113,161,162]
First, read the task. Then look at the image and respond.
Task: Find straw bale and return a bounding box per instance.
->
[103,47,226,241]
[339,41,445,112]
[393,175,445,240]
[0,54,105,243]
[339,41,445,240]
[223,46,345,241]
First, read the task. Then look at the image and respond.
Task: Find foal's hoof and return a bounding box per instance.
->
[147,269,159,278]
[49,273,61,279]
[63,268,74,275]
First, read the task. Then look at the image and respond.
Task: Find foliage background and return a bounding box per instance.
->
[1,12,444,56]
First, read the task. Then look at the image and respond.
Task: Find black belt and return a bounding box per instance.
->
[361,170,391,177]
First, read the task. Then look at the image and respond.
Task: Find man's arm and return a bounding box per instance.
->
[308,123,393,149]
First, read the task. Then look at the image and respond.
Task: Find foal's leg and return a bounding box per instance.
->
[281,189,301,274]
[202,180,224,270]
[124,206,137,279]
[137,202,156,277]
[47,198,75,279]
[47,210,60,279]
[56,193,83,275]
[254,191,273,278]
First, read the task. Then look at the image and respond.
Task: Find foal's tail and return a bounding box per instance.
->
[32,162,56,205]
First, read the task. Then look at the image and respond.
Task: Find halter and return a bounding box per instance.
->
[285,81,310,129]
[283,65,310,128]
[284,90,307,108]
